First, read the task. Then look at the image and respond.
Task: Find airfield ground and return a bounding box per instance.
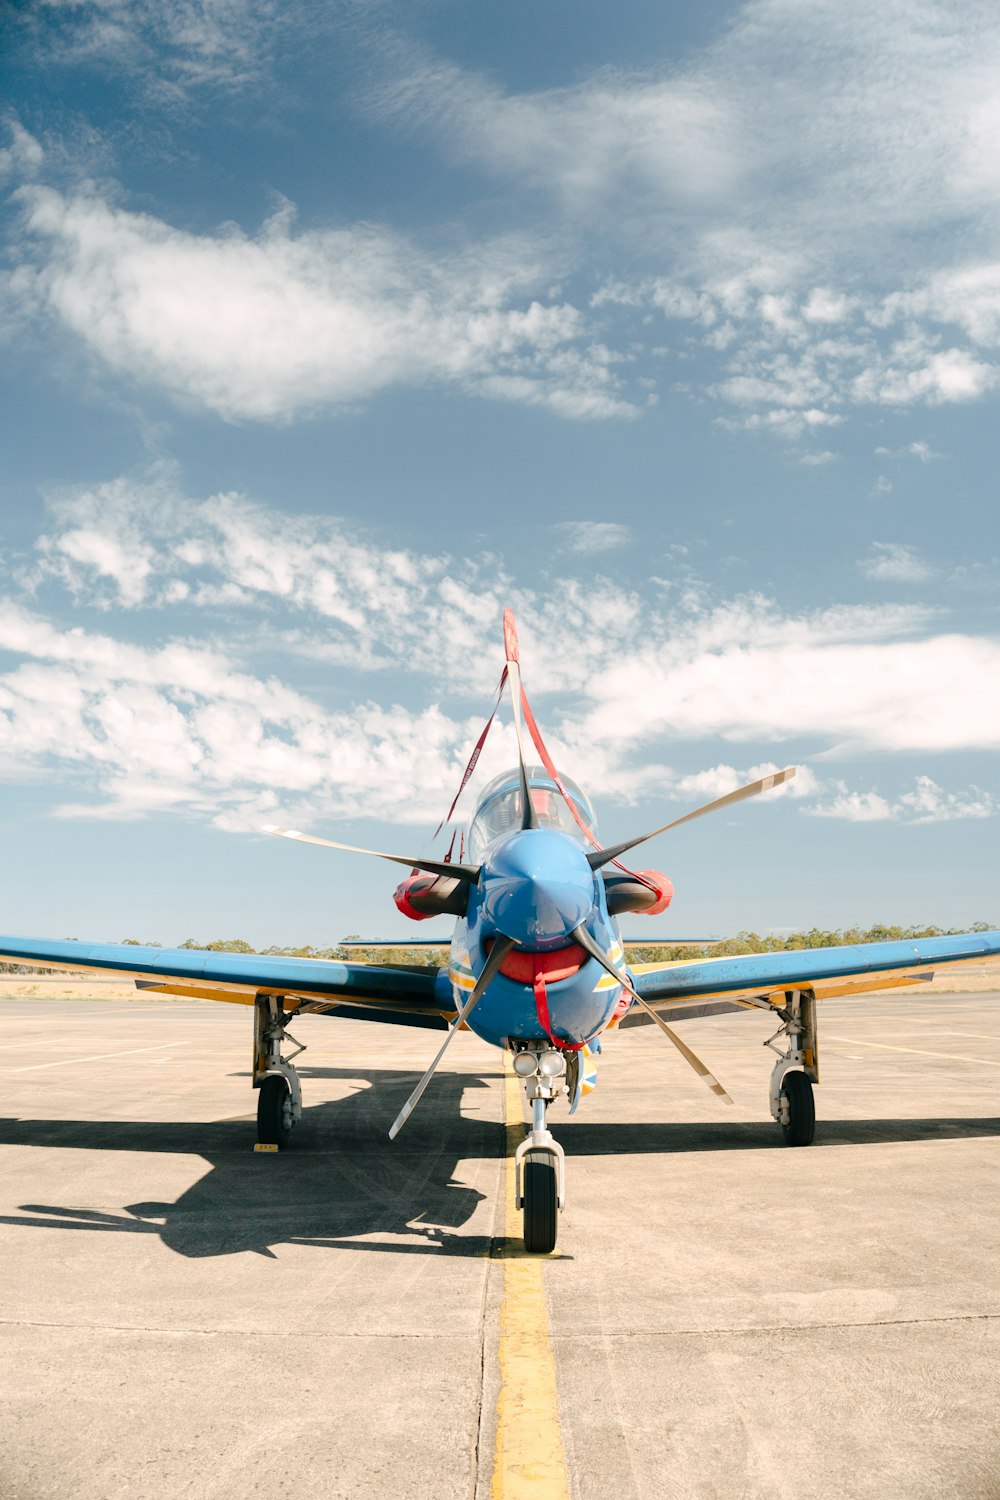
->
[1,987,998,1499]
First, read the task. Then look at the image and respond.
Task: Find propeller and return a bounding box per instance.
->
[588,767,797,870]
[570,923,733,1103]
[262,826,481,884]
[503,608,537,832]
[388,934,516,1139]
[263,609,535,877]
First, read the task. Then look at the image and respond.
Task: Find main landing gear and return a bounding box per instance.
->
[511,1045,569,1254]
[253,995,305,1148]
[763,988,819,1147]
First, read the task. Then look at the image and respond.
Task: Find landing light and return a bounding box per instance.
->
[512,1051,538,1077]
[538,1050,566,1079]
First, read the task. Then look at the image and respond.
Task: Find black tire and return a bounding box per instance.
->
[523,1150,558,1254]
[257,1074,293,1148]
[780,1070,816,1146]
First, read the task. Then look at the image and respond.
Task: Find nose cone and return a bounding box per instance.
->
[481,829,596,946]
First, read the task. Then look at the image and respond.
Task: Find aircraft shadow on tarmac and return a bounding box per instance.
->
[0,1066,507,1260]
[558,1116,1000,1155]
[2,1065,998,1258]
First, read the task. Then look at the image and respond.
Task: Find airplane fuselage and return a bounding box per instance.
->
[447,826,626,1048]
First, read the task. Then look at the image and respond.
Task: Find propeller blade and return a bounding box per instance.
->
[262,827,481,884]
[570,924,733,1103]
[588,767,797,869]
[503,609,537,832]
[388,934,516,1139]
[629,1000,734,1102]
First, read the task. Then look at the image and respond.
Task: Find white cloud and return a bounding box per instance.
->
[869,476,894,498]
[4,476,999,836]
[859,543,932,584]
[372,50,738,219]
[881,263,1000,349]
[875,440,942,463]
[552,521,631,555]
[364,3,1000,435]
[852,345,996,406]
[798,450,837,466]
[897,776,995,822]
[716,407,845,440]
[0,597,515,828]
[569,599,1000,755]
[24,0,281,98]
[22,471,667,697]
[671,762,819,802]
[802,289,855,324]
[9,5,1000,436]
[657,293,1000,437]
[809,776,995,824]
[0,596,824,833]
[0,121,43,185]
[808,790,893,823]
[9,187,637,422]
[383,2,1000,278]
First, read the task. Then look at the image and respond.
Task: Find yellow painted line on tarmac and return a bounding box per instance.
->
[825,1035,1000,1068]
[12,1040,187,1073]
[491,1058,570,1500]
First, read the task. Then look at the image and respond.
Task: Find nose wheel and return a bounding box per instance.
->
[523,1149,558,1253]
[512,1060,567,1254]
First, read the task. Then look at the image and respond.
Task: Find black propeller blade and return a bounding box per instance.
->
[388,933,517,1138]
[570,924,732,1101]
[263,827,481,884]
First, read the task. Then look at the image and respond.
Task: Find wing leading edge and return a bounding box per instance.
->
[0,935,455,1031]
[630,930,1000,1020]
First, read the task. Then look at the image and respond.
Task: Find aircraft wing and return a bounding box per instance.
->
[0,935,455,1031]
[625,929,1000,1025]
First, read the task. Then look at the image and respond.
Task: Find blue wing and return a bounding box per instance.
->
[627,929,1000,1024]
[0,935,455,1031]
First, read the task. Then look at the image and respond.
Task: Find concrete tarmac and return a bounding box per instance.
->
[1,992,998,1499]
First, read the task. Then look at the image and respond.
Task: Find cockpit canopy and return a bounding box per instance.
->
[467,766,597,861]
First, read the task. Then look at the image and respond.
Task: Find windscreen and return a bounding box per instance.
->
[467,766,597,860]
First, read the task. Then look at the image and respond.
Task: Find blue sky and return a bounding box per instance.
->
[2,0,999,945]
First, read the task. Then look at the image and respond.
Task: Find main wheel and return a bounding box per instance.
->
[523,1150,558,1254]
[257,1074,294,1148]
[780,1069,816,1146]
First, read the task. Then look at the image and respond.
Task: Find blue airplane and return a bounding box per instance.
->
[3,610,999,1254]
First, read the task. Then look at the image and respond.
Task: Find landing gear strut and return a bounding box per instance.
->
[253,995,305,1149]
[512,1046,568,1254]
[764,988,818,1147]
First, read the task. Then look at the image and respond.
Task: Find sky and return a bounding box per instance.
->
[1,0,999,946]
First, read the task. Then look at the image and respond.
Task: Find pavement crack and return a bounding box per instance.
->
[0,1317,461,1338]
[470,1083,509,1499]
[556,1312,1000,1339]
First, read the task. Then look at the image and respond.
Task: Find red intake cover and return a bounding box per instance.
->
[637,871,673,915]
[393,874,434,922]
[497,942,588,985]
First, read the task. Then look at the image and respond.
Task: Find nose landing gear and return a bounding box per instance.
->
[511,1046,569,1254]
